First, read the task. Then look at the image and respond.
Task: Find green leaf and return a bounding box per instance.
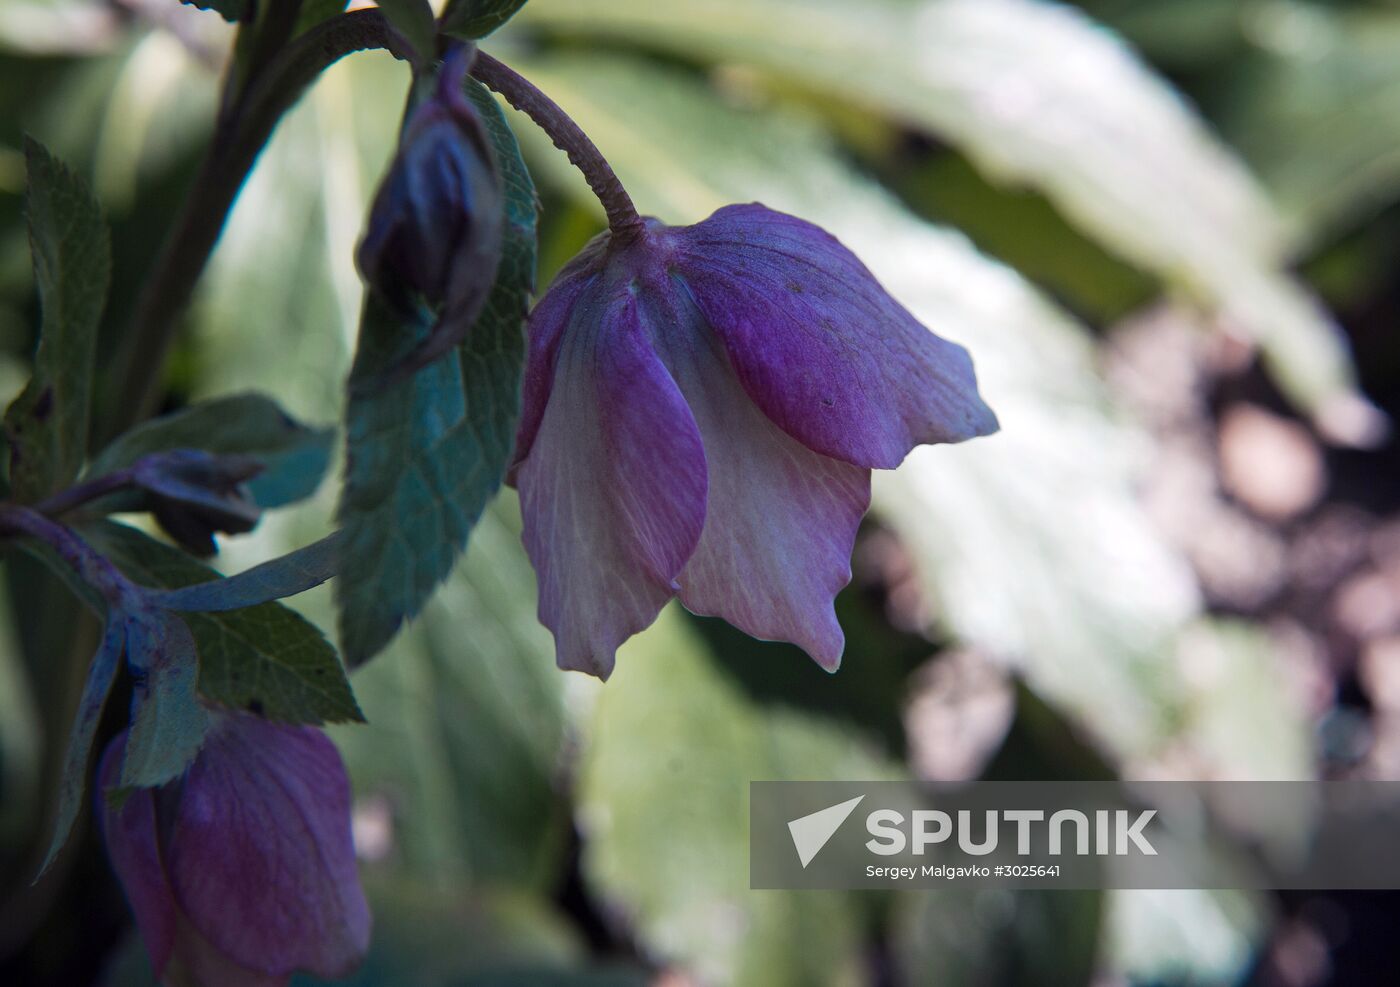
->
[335,76,536,666]
[180,0,248,22]
[88,522,363,725]
[517,0,1373,434]
[0,575,40,850]
[1224,9,1400,245]
[89,393,334,509]
[331,499,567,890]
[442,0,531,39]
[894,888,1103,987]
[158,533,341,612]
[377,0,437,62]
[296,0,350,35]
[1105,887,1264,985]
[298,877,642,987]
[578,610,895,986]
[501,52,1202,761]
[121,608,208,788]
[4,137,110,502]
[38,615,122,874]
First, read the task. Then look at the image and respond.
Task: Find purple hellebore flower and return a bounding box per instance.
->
[357,46,504,378]
[512,203,999,678]
[99,712,370,987]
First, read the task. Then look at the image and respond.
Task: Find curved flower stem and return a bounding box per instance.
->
[107,10,414,440]
[33,468,135,519]
[469,52,645,240]
[0,506,138,609]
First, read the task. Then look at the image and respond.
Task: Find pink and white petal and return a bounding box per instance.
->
[674,203,998,470]
[98,733,177,978]
[511,237,608,473]
[650,294,869,670]
[517,292,708,678]
[164,714,370,981]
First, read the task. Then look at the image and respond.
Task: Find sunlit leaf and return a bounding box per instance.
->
[579,609,892,986]
[4,137,110,502]
[1105,888,1265,986]
[1224,8,1400,245]
[331,499,566,889]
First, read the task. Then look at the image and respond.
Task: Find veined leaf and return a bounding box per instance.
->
[38,615,123,873]
[88,521,362,725]
[119,606,207,788]
[442,0,531,40]
[335,76,536,666]
[158,532,341,612]
[1224,8,1400,245]
[516,0,1373,435]
[89,392,334,509]
[330,498,568,889]
[4,137,110,502]
[376,0,437,63]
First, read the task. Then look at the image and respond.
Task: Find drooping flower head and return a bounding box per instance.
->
[512,204,998,678]
[100,712,370,987]
[357,44,504,378]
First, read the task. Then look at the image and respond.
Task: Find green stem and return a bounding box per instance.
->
[469,52,645,239]
[106,10,412,439]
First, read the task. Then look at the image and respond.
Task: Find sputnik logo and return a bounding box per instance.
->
[787,795,865,868]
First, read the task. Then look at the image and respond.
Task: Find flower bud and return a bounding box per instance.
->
[100,712,370,987]
[130,449,263,556]
[357,46,504,378]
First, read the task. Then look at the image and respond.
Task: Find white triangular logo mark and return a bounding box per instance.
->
[787,795,865,868]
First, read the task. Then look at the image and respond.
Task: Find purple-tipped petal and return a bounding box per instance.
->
[98,734,177,978]
[163,714,369,981]
[517,289,708,678]
[511,236,608,475]
[647,289,868,669]
[674,204,998,469]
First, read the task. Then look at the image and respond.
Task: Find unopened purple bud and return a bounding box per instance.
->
[100,712,370,987]
[130,449,263,556]
[357,46,504,377]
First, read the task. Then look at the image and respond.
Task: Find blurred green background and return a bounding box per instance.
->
[4,1,1400,984]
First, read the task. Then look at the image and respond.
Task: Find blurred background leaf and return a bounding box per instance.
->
[513,0,1373,437]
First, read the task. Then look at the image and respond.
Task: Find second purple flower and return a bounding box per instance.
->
[512,204,999,678]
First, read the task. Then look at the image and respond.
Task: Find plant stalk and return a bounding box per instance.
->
[107,10,413,439]
[469,51,645,239]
